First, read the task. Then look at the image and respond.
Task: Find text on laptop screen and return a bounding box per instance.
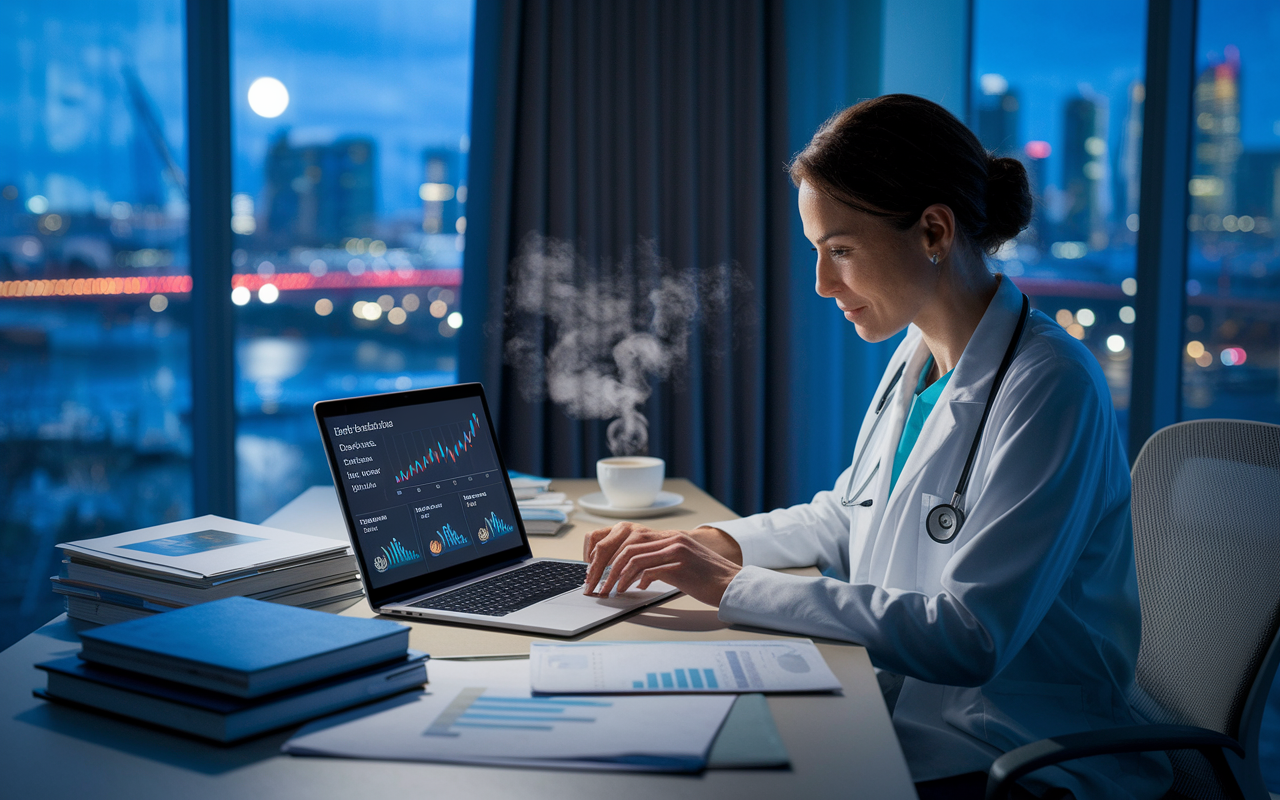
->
[322,395,523,590]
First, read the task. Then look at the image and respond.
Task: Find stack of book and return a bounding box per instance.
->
[51,515,364,625]
[509,471,575,535]
[36,596,427,743]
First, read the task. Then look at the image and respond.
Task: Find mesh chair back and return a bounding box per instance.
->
[1130,420,1280,799]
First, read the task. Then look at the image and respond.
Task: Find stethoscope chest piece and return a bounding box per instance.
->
[926,503,963,544]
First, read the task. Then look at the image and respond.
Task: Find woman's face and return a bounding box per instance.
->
[798,179,936,343]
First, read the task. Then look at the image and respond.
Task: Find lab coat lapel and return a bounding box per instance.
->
[850,331,928,584]
[886,275,1026,504]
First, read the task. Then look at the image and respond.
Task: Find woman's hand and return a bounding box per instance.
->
[582,522,743,607]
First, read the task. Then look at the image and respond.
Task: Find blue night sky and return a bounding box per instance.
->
[974,0,1280,194]
[0,0,473,217]
[2,1,1275,215]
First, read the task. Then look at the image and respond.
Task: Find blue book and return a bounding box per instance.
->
[77,596,410,698]
[36,651,428,743]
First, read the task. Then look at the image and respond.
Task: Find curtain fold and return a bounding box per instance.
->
[461,0,789,515]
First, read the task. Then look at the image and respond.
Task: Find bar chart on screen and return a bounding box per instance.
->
[373,537,422,573]
[428,523,470,556]
[475,511,515,544]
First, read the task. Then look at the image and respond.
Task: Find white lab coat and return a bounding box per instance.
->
[712,276,1173,799]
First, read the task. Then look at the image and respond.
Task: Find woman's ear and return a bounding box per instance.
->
[918,204,957,260]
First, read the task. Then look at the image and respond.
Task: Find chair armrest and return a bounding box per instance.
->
[985,723,1245,800]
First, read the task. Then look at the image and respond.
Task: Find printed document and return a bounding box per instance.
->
[283,658,734,772]
[529,639,842,694]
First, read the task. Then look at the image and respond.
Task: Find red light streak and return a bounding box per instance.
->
[0,268,461,300]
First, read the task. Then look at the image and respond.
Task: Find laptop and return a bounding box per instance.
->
[314,382,678,636]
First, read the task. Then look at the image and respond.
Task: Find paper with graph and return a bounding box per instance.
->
[283,670,734,772]
[529,639,842,695]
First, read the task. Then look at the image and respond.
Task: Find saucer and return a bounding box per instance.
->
[577,491,685,519]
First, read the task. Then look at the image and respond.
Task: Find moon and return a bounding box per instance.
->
[247,77,289,118]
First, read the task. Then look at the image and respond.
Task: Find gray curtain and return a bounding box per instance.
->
[460,0,792,515]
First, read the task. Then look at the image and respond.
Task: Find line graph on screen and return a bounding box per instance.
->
[390,413,496,485]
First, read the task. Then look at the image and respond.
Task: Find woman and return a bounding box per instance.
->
[582,95,1170,800]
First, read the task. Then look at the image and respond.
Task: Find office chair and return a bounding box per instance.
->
[985,419,1280,800]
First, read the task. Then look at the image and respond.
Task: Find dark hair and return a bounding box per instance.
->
[789,94,1032,255]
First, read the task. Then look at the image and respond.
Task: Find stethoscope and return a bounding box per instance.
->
[840,294,1031,545]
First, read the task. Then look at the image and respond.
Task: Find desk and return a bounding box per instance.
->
[0,479,915,799]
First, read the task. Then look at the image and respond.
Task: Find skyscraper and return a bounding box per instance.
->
[1190,48,1243,221]
[261,134,378,247]
[1118,81,1145,235]
[975,88,1021,157]
[420,147,465,236]
[1060,96,1110,249]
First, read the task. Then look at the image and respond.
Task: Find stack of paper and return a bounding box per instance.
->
[36,597,426,743]
[507,470,553,500]
[51,515,364,625]
[509,471,575,535]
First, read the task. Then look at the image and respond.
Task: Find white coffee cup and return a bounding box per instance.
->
[596,456,665,508]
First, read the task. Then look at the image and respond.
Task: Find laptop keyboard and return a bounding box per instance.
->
[411,560,589,617]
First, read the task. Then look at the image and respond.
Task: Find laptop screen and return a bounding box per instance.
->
[316,386,529,605]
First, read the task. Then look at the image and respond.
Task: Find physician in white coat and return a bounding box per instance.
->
[583,95,1172,800]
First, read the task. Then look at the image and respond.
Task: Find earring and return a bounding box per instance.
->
[929,253,940,265]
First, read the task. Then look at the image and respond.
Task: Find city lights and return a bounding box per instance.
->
[446,311,463,329]
[1121,278,1137,296]
[149,294,168,312]
[26,195,48,214]
[1055,309,1073,327]
[362,302,382,321]
[388,307,407,325]
[1186,341,1205,359]
[1106,335,1126,353]
[258,283,279,304]
[231,286,251,306]
[1119,306,1135,324]
[1050,241,1087,259]
[1075,308,1096,327]
[247,77,289,118]
[980,73,1009,95]
[1220,347,1247,366]
[1024,140,1051,159]
[314,298,333,316]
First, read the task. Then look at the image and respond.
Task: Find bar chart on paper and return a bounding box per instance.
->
[282,679,737,772]
[636,667,721,690]
[424,688,613,735]
[529,640,844,694]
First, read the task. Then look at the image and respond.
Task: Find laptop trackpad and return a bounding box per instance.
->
[536,581,676,612]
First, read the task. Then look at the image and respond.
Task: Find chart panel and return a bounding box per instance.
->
[389,412,496,489]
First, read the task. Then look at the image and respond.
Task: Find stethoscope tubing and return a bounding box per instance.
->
[839,295,1031,524]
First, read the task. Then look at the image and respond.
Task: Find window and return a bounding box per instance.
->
[231,0,474,522]
[1181,0,1280,424]
[0,1,189,639]
[970,0,1148,446]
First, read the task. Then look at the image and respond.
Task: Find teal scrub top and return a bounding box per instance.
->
[889,357,953,496]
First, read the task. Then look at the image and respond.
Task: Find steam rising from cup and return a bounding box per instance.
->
[504,234,752,456]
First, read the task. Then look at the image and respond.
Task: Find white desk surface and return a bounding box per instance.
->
[0,479,915,800]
